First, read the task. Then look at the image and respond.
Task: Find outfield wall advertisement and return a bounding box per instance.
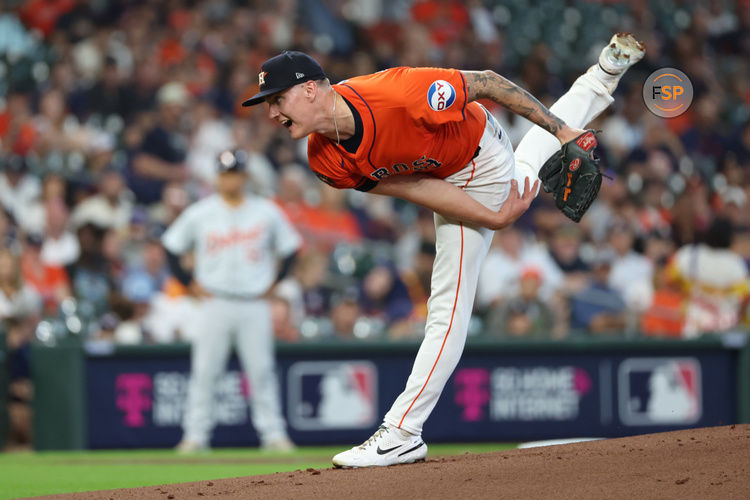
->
[78,342,739,449]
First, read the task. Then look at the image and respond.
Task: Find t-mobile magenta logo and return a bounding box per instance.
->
[573,367,593,396]
[115,373,153,427]
[454,368,490,422]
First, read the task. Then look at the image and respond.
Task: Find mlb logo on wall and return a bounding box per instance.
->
[618,358,702,426]
[428,80,456,111]
[287,361,377,430]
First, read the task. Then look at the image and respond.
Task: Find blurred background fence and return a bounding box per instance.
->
[30,333,750,449]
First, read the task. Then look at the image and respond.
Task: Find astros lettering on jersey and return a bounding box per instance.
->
[307,67,486,190]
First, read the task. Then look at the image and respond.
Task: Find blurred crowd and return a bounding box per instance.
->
[1,0,750,371]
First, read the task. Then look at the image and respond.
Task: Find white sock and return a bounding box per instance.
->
[590,64,622,94]
[390,424,416,437]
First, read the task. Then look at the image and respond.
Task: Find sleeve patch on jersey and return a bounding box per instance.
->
[427,80,456,111]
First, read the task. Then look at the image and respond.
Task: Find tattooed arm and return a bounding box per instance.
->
[462,70,581,144]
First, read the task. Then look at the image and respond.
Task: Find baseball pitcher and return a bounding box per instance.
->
[242,33,645,467]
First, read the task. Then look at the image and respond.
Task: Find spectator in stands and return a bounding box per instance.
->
[19,0,75,38]
[185,98,234,189]
[359,263,414,339]
[0,7,38,58]
[40,196,80,267]
[73,56,133,123]
[0,155,40,226]
[0,248,41,329]
[607,221,654,313]
[115,279,150,344]
[293,184,362,251]
[569,252,627,335]
[585,176,629,245]
[119,236,168,342]
[669,217,750,337]
[680,93,726,162]
[641,264,686,338]
[485,266,555,339]
[401,240,436,324]
[33,87,115,174]
[129,82,191,204]
[548,224,591,295]
[144,277,198,344]
[0,248,41,447]
[14,172,66,234]
[230,118,278,198]
[600,82,647,162]
[147,181,189,228]
[671,178,713,247]
[70,168,134,232]
[270,295,299,343]
[272,251,331,343]
[20,233,70,317]
[65,222,115,322]
[395,208,436,274]
[275,164,316,239]
[477,226,563,311]
[0,90,36,156]
[495,267,554,336]
[330,290,364,340]
[303,250,336,316]
[0,208,19,253]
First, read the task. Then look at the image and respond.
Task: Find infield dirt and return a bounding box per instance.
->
[32,424,750,499]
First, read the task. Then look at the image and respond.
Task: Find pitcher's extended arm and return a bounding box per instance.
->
[462,70,582,144]
[370,174,537,230]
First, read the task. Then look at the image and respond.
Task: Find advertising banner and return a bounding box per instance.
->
[84,347,737,448]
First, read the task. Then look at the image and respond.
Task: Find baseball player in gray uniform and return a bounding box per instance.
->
[163,149,302,452]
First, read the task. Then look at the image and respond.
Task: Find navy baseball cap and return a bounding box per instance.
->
[217,149,248,174]
[241,51,326,107]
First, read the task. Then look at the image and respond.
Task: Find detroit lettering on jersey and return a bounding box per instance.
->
[161,194,301,296]
[307,67,486,190]
[206,224,266,256]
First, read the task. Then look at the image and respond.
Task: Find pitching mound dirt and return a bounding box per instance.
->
[34,425,750,499]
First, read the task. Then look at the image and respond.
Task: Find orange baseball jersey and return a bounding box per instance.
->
[307,67,487,190]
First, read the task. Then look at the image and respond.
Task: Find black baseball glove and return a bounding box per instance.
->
[537,130,602,223]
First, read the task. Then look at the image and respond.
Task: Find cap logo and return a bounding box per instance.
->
[296,72,305,79]
[259,71,267,86]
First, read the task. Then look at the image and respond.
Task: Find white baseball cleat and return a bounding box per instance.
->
[332,425,428,468]
[598,32,646,75]
[261,436,296,453]
[174,439,210,454]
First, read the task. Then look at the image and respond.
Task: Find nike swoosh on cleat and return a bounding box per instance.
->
[398,441,425,457]
[376,445,402,455]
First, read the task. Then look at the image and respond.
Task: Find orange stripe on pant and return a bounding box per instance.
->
[398,223,464,428]
[461,160,477,189]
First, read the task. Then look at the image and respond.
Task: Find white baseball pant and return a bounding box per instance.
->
[383,72,614,434]
[182,296,289,446]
